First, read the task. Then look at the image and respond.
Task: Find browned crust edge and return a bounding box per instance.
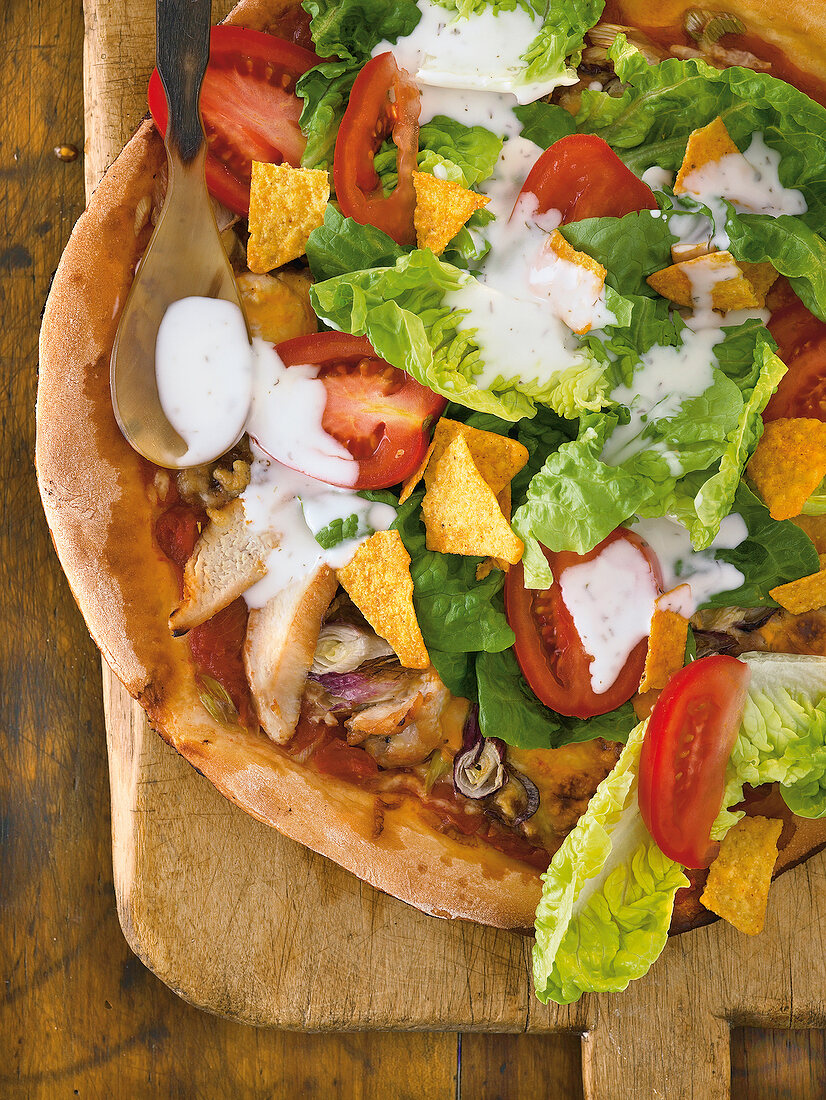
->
[35,0,826,934]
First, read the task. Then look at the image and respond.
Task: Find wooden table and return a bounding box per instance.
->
[3,0,826,1094]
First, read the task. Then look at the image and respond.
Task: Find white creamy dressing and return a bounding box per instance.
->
[558,538,660,692]
[645,133,808,252]
[630,514,748,614]
[529,234,614,333]
[242,445,396,608]
[374,0,577,128]
[245,341,357,486]
[155,298,397,602]
[155,297,254,465]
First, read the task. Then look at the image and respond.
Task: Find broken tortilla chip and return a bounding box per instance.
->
[402,418,528,503]
[476,486,513,579]
[540,231,608,334]
[700,816,783,935]
[399,438,436,505]
[769,554,826,614]
[337,530,429,670]
[646,251,777,311]
[423,435,524,563]
[674,116,741,195]
[639,585,691,693]
[247,162,329,273]
[413,171,489,255]
[747,418,826,520]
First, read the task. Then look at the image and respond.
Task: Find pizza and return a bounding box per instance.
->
[36,0,826,1002]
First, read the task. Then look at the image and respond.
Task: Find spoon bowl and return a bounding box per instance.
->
[110,0,249,469]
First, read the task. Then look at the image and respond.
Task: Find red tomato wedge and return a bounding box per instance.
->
[273,332,446,490]
[638,655,751,869]
[516,133,658,224]
[763,297,826,421]
[333,52,420,246]
[148,26,318,216]
[505,528,662,719]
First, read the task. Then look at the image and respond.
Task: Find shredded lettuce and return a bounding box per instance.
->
[533,721,689,1004]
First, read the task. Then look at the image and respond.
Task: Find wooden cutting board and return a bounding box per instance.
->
[86,0,826,1094]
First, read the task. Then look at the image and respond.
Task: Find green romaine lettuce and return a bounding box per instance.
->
[713,654,826,837]
[725,212,826,322]
[297,61,359,172]
[476,647,636,749]
[533,720,688,1004]
[309,250,613,422]
[576,40,826,237]
[375,115,503,191]
[303,0,421,61]
[306,208,406,281]
[513,101,575,148]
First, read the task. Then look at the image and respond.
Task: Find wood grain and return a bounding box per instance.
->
[5,0,825,1093]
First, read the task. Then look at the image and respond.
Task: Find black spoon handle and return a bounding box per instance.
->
[156,0,211,163]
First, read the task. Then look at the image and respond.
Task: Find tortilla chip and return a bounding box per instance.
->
[700,816,783,935]
[540,231,608,334]
[337,530,429,669]
[425,419,528,495]
[747,418,826,520]
[413,171,489,256]
[646,251,777,311]
[399,439,436,505]
[671,241,713,264]
[639,585,691,693]
[247,162,329,273]
[422,435,524,563]
[769,554,826,614]
[674,116,741,194]
[402,418,528,503]
[791,514,826,554]
[476,486,513,579]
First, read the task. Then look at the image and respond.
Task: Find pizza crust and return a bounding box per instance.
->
[36,0,826,932]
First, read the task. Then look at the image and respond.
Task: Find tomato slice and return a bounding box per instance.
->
[638,655,751,869]
[763,297,826,421]
[505,528,662,719]
[333,52,420,246]
[273,332,446,490]
[517,133,659,224]
[154,503,202,570]
[148,26,318,215]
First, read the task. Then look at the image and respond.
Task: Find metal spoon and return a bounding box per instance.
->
[110,0,250,469]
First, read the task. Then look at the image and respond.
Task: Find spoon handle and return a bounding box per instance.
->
[156,0,212,164]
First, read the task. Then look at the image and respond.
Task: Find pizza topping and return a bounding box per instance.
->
[311,621,394,675]
[170,498,277,635]
[453,707,507,799]
[246,161,330,273]
[244,564,340,744]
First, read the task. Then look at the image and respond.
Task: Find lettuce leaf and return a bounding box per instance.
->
[519,0,604,87]
[712,654,826,838]
[297,61,359,172]
[576,40,826,236]
[700,484,819,609]
[375,115,503,191]
[514,101,576,148]
[512,321,782,582]
[560,210,676,297]
[725,212,826,323]
[310,250,611,421]
[476,647,636,749]
[303,0,421,61]
[306,208,406,281]
[533,720,688,1004]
